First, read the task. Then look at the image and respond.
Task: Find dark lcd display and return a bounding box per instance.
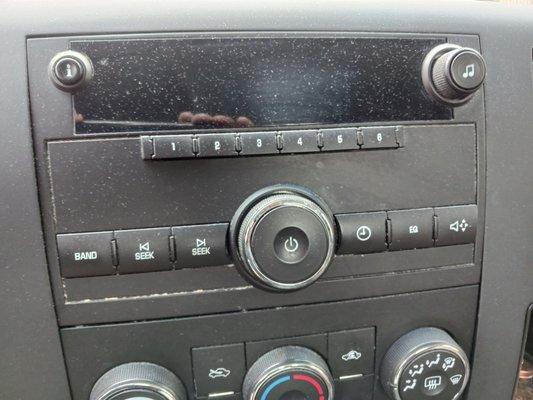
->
[72,37,451,134]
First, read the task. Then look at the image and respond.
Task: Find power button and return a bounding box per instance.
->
[274,227,310,264]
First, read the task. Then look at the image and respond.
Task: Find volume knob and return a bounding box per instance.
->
[422,44,486,106]
[230,186,336,291]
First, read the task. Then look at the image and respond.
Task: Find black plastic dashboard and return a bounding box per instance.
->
[0,1,532,400]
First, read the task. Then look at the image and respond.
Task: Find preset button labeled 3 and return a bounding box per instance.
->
[172,223,230,268]
[114,227,172,273]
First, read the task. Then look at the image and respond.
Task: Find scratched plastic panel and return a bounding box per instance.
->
[72,37,450,134]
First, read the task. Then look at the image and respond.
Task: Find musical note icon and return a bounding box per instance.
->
[462,63,475,79]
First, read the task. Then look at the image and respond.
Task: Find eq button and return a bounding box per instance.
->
[388,208,434,251]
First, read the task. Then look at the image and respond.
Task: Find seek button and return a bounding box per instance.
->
[172,223,231,268]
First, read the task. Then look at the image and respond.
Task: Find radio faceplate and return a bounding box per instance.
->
[27,32,485,326]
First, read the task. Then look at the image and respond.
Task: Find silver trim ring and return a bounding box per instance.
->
[94,381,178,400]
[238,194,336,291]
[390,342,470,400]
[421,43,476,106]
[248,362,334,400]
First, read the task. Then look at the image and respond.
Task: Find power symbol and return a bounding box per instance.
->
[284,237,299,253]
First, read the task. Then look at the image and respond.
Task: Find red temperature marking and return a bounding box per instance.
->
[292,374,324,396]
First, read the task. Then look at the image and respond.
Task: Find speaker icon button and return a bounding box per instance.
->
[435,205,477,247]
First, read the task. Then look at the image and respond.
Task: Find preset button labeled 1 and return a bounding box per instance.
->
[172,223,231,268]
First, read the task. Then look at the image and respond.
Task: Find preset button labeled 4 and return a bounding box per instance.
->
[172,223,231,268]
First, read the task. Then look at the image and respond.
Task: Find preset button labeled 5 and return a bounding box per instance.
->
[114,227,172,273]
[172,223,231,268]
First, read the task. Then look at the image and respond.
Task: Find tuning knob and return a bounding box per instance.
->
[89,362,187,400]
[422,44,486,105]
[243,346,334,400]
[229,185,336,291]
[380,328,470,400]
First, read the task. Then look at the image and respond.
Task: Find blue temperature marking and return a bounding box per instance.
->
[260,375,291,400]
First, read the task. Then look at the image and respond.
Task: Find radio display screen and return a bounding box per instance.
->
[72,36,450,134]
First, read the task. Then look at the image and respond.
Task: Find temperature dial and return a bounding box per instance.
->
[380,328,470,400]
[243,346,334,400]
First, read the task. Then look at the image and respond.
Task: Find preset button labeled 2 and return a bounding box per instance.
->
[114,227,172,273]
[57,231,115,278]
[172,223,231,268]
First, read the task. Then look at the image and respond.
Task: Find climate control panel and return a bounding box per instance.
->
[86,327,470,400]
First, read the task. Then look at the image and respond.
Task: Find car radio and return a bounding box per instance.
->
[27,32,485,400]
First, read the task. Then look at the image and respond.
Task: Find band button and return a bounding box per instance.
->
[57,231,115,278]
